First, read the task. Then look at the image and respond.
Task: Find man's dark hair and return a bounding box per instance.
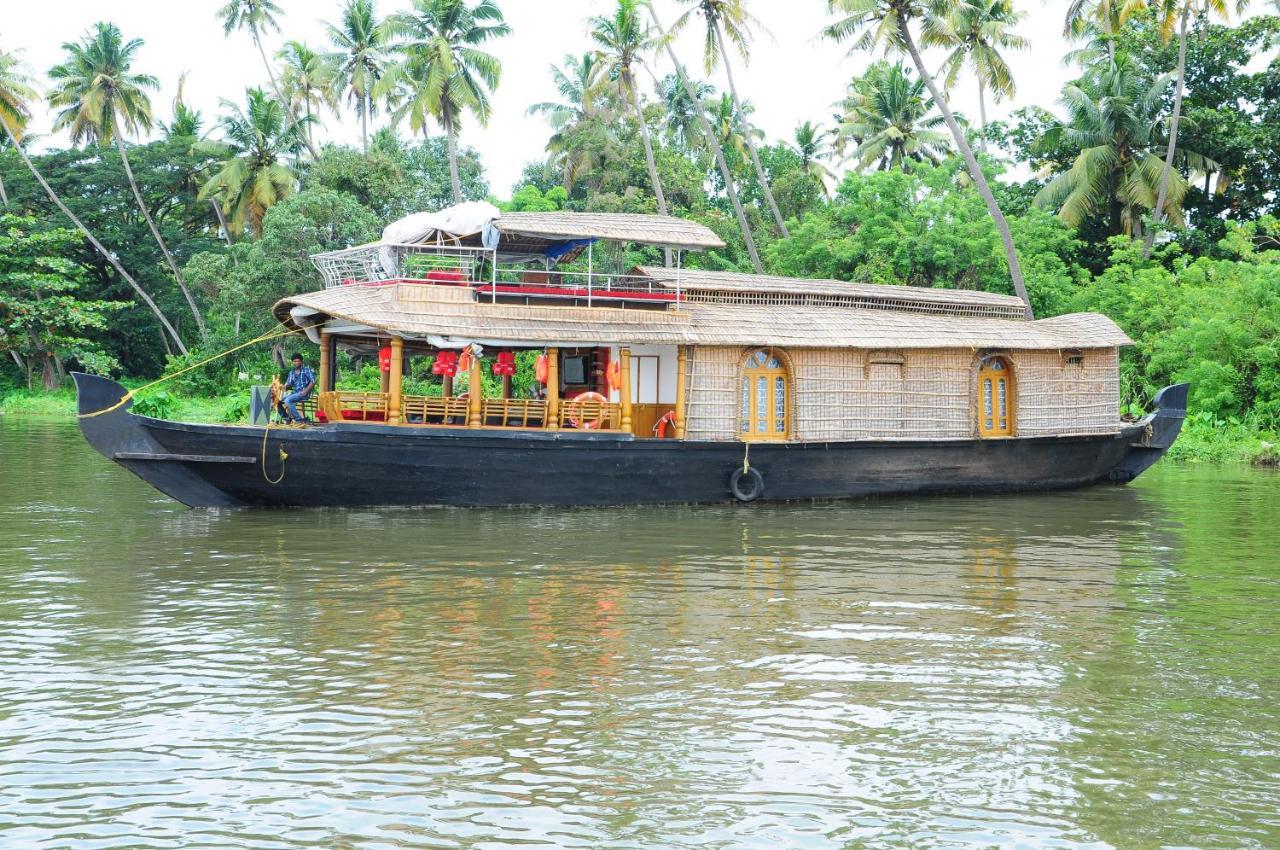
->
[291,352,304,362]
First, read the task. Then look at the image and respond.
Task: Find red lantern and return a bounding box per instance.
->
[378,345,393,373]
[492,351,516,377]
[431,350,458,377]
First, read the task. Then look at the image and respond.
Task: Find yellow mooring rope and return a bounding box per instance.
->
[77,325,308,420]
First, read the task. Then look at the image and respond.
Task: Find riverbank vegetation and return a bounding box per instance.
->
[2,1,1279,462]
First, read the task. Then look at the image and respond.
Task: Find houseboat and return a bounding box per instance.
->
[73,206,1187,508]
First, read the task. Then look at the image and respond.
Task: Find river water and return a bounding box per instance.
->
[0,419,1276,849]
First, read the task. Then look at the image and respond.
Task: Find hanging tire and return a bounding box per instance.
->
[730,467,765,502]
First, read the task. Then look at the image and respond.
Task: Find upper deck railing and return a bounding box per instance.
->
[311,242,683,305]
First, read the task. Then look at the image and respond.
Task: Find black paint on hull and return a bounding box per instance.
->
[72,373,1188,509]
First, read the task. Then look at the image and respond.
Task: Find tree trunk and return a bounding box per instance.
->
[0,171,8,208]
[254,25,320,160]
[898,17,1032,319]
[630,80,673,267]
[1,119,189,354]
[209,199,235,248]
[113,125,207,340]
[712,18,789,238]
[977,78,988,152]
[361,95,369,153]
[650,6,763,274]
[444,111,463,204]
[1144,7,1188,257]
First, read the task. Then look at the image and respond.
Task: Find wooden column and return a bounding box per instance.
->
[501,374,512,400]
[317,331,330,396]
[467,351,483,427]
[387,336,404,424]
[547,347,560,431]
[620,347,633,434]
[324,333,338,391]
[674,346,688,439]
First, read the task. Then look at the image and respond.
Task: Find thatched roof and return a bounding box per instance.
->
[638,267,1029,319]
[275,283,1131,350]
[497,213,725,250]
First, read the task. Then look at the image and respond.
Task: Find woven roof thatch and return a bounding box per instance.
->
[497,213,725,250]
[275,283,1132,350]
[638,266,1027,317]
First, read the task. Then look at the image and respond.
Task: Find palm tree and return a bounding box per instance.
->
[199,88,305,238]
[672,0,789,236]
[0,47,188,354]
[790,121,835,195]
[590,0,673,264]
[47,22,206,339]
[707,92,763,163]
[657,73,714,152]
[823,0,1032,318]
[527,53,608,192]
[1144,0,1247,255]
[1033,56,1213,237]
[325,0,389,153]
[837,60,950,171]
[278,41,337,152]
[924,0,1027,133]
[379,0,510,205]
[1063,0,1140,62]
[217,0,320,160]
[648,3,763,273]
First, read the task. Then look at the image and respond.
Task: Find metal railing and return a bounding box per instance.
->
[311,242,683,303]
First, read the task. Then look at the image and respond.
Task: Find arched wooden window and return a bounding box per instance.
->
[977,355,1015,437]
[740,350,789,441]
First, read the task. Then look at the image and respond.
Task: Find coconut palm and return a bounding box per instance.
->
[707,92,763,163]
[823,0,1031,317]
[590,0,673,264]
[278,41,338,152]
[527,53,609,192]
[1144,0,1248,255]
[657,73,714,152]
[199,88,306,238]
[648,3,762,273]
[672,0,789,236]
[0,47,188,354]
[790,121,835,195]
[1033,55,1213,237]
[325,0,389,153]
[924,0,1028,133]
[379,0,510,205]
[837,60,950,171]
[47,22,206,339]
[217,0,320,160]
[1063,0,1142,62]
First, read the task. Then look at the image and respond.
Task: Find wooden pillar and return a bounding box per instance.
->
[467,350,483,427]
[387,336,403,424]
[317,331,330,396]
[442,374,453,398]
[324,333,338,391]
[547,347,560,431]
[620,347,633,434]
[501,374,512,400]
[674,345,688,439]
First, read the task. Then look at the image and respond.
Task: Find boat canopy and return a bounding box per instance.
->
[274,281,1132,351]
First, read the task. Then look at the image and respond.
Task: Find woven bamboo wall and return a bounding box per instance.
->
[686,346,1122,442]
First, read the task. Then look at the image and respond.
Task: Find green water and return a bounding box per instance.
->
[0,419,1276,849]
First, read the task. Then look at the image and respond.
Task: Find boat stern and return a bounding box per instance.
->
[1107,383,1189,483]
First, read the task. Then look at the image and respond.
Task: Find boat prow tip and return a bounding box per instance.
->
[71,372,132,419]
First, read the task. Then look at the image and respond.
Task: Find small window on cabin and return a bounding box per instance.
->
[741,349,789,441]
[1066,354,1085,366]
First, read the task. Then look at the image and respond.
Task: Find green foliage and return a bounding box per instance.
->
[131,391,177,419]
[501,184,568,212]
[0,215,124,389]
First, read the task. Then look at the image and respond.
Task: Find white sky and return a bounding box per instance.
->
[0,0,1193,195]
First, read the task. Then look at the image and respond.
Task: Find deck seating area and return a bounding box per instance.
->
[315,391,625,433]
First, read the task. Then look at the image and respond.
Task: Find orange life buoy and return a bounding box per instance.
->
[606,360,621,394]
[566,391,609,430]
[535,354,549,385]
[654,410,678,438]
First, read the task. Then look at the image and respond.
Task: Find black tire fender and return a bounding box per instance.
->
[730,467,764,502]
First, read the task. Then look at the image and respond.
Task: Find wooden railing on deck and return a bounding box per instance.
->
[402,395,469,425]
[482,398,547,428]
[318,391,388,422]
[558,397,621,431]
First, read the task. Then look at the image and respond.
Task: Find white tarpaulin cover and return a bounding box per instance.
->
[381,201,502,246]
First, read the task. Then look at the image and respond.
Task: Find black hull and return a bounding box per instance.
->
[72,374,1188,509]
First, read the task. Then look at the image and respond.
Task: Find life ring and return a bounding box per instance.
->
[566,391,609,430]
[606,360,621,394]
[653,410,678,438]
[535,354,549,385]
[730,467,764,502]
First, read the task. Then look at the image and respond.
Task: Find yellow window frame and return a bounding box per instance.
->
[741,350,790,442]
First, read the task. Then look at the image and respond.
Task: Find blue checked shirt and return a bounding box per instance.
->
[284,365,317,399]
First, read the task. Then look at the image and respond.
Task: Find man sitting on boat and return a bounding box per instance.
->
[277,353,317,424]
